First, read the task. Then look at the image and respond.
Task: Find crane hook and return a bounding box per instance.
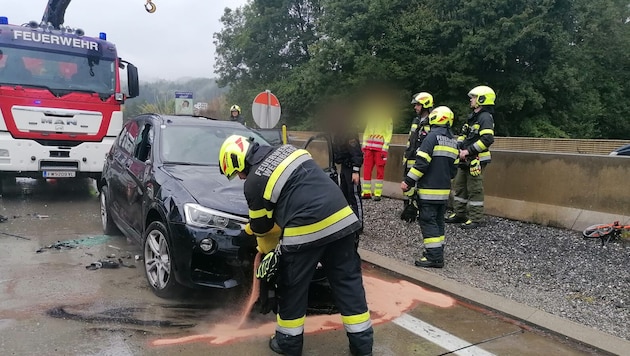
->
[145,0,156,13]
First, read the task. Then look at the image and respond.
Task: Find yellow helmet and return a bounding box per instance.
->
[219,135,251,180]
[230,104,241,114]
[468,86,496,106]
[428,106,454,127]
[411,92,434,109]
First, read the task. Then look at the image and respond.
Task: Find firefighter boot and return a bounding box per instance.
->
[445,212,466,224]
[460,219,481,229]
[270,332,303,355]
[414,248,444,268]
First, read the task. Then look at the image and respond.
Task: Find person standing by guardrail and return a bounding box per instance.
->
[445,86,496,229]
[401,106,459,268]
[401,92,433,216]
[361,105,393,201]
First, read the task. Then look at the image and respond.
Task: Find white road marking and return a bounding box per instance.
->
[392,313,496,356]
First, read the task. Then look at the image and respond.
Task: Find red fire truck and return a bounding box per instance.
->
[0,2,139,190]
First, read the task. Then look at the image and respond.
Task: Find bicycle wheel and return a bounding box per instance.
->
[582,224,614,238]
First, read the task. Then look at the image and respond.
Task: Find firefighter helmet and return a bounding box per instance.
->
[219,135,251,180]
[230,104,242,114]
[428,106,454,127]
[468,86,496,106]
[411,92,434,109]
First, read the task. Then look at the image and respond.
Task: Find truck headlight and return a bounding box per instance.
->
[183,203,247,229]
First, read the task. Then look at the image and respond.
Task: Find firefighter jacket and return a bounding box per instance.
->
[244,143,361,253]
[362,116,393,152]
[404,115,431,162]
[457,108,495,165]
[333,132,363,173]
[404,126,459,203]
[229,114,246,125]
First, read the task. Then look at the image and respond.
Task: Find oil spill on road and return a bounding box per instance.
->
[151,272,456,347]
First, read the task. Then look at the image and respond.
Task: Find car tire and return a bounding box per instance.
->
[143,221,182,298]
[100,185,120,235]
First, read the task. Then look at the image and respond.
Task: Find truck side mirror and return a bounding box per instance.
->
[126,62,139,98]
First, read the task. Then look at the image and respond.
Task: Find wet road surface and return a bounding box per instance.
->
[0,178,605,355]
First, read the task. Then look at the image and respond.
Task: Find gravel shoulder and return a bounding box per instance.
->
[359,197,630,341]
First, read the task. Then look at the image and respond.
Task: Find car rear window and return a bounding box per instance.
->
[160,125,269,165]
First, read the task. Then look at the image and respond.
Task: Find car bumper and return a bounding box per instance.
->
[168,222,257,289]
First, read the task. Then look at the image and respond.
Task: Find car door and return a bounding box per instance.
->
[108,119,141,236]
[126,121,154,235]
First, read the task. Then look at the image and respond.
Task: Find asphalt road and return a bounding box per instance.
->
[0,178,605,355]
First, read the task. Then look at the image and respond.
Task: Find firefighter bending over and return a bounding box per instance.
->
[219,135,373,356]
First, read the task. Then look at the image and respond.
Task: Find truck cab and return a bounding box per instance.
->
[0,16,138,188]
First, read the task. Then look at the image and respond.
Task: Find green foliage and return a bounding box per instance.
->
[214,0,630,138]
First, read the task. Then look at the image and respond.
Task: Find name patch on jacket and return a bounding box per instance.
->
[255,145,297,177]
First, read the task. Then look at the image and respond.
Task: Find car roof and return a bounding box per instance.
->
[134,114,246,128]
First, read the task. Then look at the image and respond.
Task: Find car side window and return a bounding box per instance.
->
[118,121,140,155]
[134,123,153,162]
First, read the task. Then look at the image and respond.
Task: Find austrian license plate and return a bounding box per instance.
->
[43,171,76,178]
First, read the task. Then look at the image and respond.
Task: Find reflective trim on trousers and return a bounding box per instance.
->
[424,235,444,248]
[342,311,372,333]
[276,314,305,336]
[453,196,468,203]
[468,200,484,206]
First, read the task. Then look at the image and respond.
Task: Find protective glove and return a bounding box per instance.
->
[247,223,281,254]
[381,151,388,161]
[256,250,279,283]
[469,158,481,177]
[400,188,419,223]
[244,223,254,235]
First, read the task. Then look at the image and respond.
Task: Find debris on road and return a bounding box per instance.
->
[35,235,111,253]
[0,231,31,240]
[85,259,120,270]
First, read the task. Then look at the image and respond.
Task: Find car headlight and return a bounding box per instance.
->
[183,203,248,229]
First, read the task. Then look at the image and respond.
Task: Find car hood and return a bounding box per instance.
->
[162,165,248,217]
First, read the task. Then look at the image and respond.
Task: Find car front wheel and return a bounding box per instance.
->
[143,221,182,298]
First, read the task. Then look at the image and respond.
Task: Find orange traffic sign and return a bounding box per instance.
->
[252,90,281,129]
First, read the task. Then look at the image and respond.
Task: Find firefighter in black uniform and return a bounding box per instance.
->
[219,135,373,356]
[333,130,364,234]
[401,92,433,221]
[401,106,459,268]
[445,85,496,229]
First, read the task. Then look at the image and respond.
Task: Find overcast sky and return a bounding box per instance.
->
[1,0,248,81]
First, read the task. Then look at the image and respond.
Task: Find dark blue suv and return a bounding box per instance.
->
[100,114,268,298]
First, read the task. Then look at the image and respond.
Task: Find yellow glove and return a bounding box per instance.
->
[469,159,481,177]
[403,187,417,197]
[244,223,254,235]
[255,223,282,254]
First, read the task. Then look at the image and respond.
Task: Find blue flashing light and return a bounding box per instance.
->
[34,100,42,105]
[99,32,107,40]
[0,17,8,25]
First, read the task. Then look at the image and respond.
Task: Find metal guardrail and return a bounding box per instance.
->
[288,131,630,155]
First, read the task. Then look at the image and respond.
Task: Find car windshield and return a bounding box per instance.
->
[161,125,270,165]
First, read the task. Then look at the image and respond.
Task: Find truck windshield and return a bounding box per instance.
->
[0,46,115,96]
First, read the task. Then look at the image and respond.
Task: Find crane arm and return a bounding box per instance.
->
[41,0,72,30]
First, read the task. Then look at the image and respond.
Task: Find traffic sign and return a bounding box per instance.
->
[252,90,281,129]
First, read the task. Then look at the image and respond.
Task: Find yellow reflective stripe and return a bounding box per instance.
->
[277,314,306,328]
[434,145,458,155]
[454,158,460,164]
[342,311,370,325]
[263,149,311,202]
[416,151,431,162]
[249,208,273,219]
[423,236,445,244]
[284,206,354,237]
[408,167,424,180]
[479,129,494,136]
[419,189,451,195]
[472,124,480,130]
[473,140,487,151]
[479,151,491,157]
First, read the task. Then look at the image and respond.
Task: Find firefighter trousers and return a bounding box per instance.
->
[419,202,446,262]
[275,234,373,356]
[362,149,386,197]
[340,166,363,234]
[452,166,485,222]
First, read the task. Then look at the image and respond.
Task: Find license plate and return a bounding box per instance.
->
[43,171,76,178]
